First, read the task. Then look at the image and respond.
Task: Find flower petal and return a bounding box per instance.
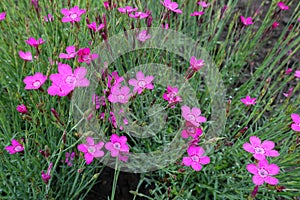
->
[246,164,258,174]
[253,175,264,185]
[249,136,261,146]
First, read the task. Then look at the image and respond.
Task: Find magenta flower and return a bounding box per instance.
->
[181,105,207,127]
[285,68,293,75]
[48,63,90,96]
[59,46,77,59]
[243,136,279,160]
[182,146,210,171]
[181,121,202,139]
[272,21,279,29]
[118,6,138,14]
[44,14,54,22]
[190,11,204,16]
[129,11,149,19]
[25,37,45,48]
[240,16,253,26]
[128,71,154,94]
[198,1,210,8]
[19,51,33,61]
[107,71,124,89]
[160,0,182,14]
[246,159,279,186]
[77,137,105,165]
[240,95,257,106]
[108,85,132,104]
[277,2,289,10]
[295,70,300,78]
[5,139,24,154]
[190,56,204,71]
[0,12,6,21]
[16,104,28,114]
[23,72,47,90]
[283,87,293,97]
[291,113,300,132]
[105,134,130,161]
[41,162,53,184]
[87,22,105,32]
[61,6,86,23]
[77,48,98,64]
[163,85,182,106]
[137,30,151,42]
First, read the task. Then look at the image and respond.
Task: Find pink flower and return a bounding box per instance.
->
[182,146,210,171]
[291,113,300,132]
[240,95,257,106]
[137,30,151,42]
[0,12,6,21]
[41,162,53,184]
[161,23,169,29]
[59,46,77,59]
[181,121,202,139]
[243,136,279,160]
[277,2,289,10]
[129,11,149,19]
[19,51,33,61]
[107,71,124,89]
[272,21,279,29]
[77,48,98,64]
[105,134,130,161]
[64,152,75,166]
[16,104,28,114]
[163,85,182,106]
[77,137,105,165]
[23,72,47,90]
[108,85,132,104]
[197,1,210,8]
[189,56,204,71]
[283,87,293,97]
[44,14,54,22]
[295,70,300,78]
[160,0,182,14]
[87,22,105,32]
[285,68,293,75]
[103,1,109,9]
[25,37,45,48]
[181,105,207,127]
[190,11,204,16]
[118,6,138,14]
[61,6,86,24]
[48,63,90,96]
[128,71,154,94]
[240,16,253,26]
[5,139,24,154]
[246,159,279,186]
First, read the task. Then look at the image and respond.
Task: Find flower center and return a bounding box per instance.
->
[88,146,96,153]
[33,80,41,87]
[187,126,195,134]
[254,147,265,154]
[70,13,78,19]
[191,155,199,162]
[65,75,76,85]
[188,114,195,121]
[14,145,22,152]
[113,142,121,150]
[118,95,125,100]
[258,168,268,178]
[138,81,146,88]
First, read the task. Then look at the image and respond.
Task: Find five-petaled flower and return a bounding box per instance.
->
[25,37,45,48]
[41,162,53,184]
[77,48,98,64]
[118,6,138,14]
[23,72,47,90]
[77,136,105,165]
[87,22,105,32]
[240,16,253,26]
[160,0,182,14]
[108,85,132,104]
[246,159,279,186]
[105,134,130,161]
[182,146,210,171]
[61,6,86,24]
[181,105,207,127]
[0,12,6,21]
[291,113,300,132]
[5,139,24,154]
[16,104,28,114]
[190,11,204,17]
[137,30,151,42]
[240,95,257,106]
[59,46,77,59]
[181,121,202,139]
[129,11,150,19]
[277,2,289,10]
[243,136,279,160]
[190,56,205,71]
[198,1,210,8]
[128,71,154,94]
[163,85,182,107]
[19,51,33,61]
